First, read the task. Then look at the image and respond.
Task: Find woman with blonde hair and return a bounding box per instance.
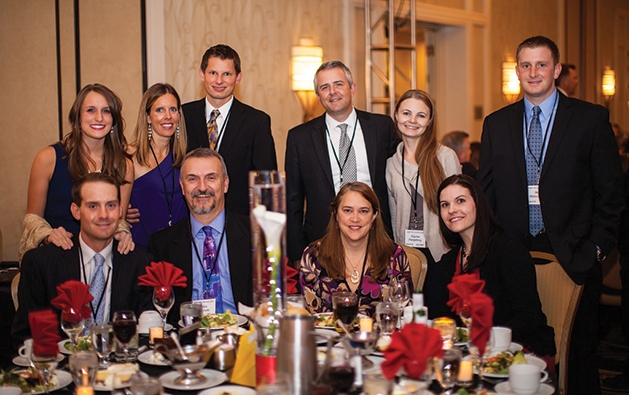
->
[386,89,460,267]
[127,83,188,250]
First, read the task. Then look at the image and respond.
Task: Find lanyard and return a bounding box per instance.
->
[400,145,420,226]
[149,144,175,226]
[78,244,111,321]
[326,117,359,183]
[209,108,232,150]
[190,217,226,291]
[523,94,558,174]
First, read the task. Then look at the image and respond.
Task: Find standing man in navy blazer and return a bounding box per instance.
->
[478,36,623,394]
[285,61,398,263]
[183,44,277,216]
[148,148,252,324]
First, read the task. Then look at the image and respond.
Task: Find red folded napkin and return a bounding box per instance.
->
[447,273,494,355]
[28,310,61,358]
[50,280,93,322]
[382,323,444,380]
[285,260,299,294]
[138,261,187,297]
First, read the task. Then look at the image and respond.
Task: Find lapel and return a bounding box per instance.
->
[217,98,244,157]
[225,212,245,283]
[507,100,528,189]
[540,94,571,180]
[66,240,82,279]
[310,114,335,189]
[191,99,209,148]
[173,219,195,298]
[357,110,378,183]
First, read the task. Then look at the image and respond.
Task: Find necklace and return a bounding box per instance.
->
[345,253,365,284]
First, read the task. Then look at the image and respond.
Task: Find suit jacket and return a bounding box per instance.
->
[12,238,153,344]
[182,98,278,216]
[147,211,253,324]
[285,110,399,261]
[477,93,623,284]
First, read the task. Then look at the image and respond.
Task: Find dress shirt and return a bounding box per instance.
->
[522,89,559,169]
[325,108,371,193]
[78,235,113,322]
[205,96,234,150]
[190,210,236,311]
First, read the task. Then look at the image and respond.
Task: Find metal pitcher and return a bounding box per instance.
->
[276,314,317,395]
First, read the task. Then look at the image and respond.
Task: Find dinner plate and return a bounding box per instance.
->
[159,369,227,391]
[93,367,145,391]
[313,312,369,329]
[58,340,91,355]
[22,370,72,394]
[477,354,547,378]
[314,328,340,344]
[137,350,169,366]
[13,354,64,367]
[178,314,248,332]
[494,382,554,395]
[138,323,173,335]
[199,385,257,395]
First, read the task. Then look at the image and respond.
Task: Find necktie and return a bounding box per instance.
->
[89,253,106,324]
[202,226,223,312]
[338,123,357,184]
[526,106,544,235]
[207,109,221,150]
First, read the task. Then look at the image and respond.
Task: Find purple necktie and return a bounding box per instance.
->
[202,226,223,312]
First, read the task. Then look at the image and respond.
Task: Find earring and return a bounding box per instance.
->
[176,125,180,139]
[148,123,152,141]
[110,128,114,134]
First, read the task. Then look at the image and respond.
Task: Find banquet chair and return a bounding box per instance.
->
[399,244,428,292]
[531,251,583,395]
[11,273,20,310]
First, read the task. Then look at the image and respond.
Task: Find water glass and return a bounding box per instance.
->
[91,323,113,369]
[130,376,162,395]
[363,370,393,395]
[180,301,203,326]
[432,316,456,349]
[68,351,98,387]
[375,301,399,336]
[434,348,462,394]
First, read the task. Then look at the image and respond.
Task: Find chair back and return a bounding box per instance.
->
[531,251,582,395]
[399,244,428,292]
[11,272,19,310]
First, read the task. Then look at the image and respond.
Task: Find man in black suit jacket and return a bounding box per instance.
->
[13,173,152,344]
[183,44,277,217]
[285,61,398,262]
[148,148,252,324]
[478,36,623,394]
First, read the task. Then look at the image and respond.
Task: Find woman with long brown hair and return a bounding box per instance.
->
[299,182,411,317]
[386,89,460,267]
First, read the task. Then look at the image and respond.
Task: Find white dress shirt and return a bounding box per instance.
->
[205,96,234,150]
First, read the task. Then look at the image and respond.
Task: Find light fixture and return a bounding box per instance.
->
[291,38,323,122]
[502,61,520,104]
[602,68,616,108]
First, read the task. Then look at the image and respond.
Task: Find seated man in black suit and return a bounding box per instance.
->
[183,44,277,217]
[148,148,252,323]
[13,173,153,344]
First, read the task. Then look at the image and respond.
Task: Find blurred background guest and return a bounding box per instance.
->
[424,174,555,357]
[441,130,476,178]
[386,90,460,267]
[21,83,134,259]
[299,182,410,317]
[127,83,188,250]
[469,141,481,171]
[555,63,579,97]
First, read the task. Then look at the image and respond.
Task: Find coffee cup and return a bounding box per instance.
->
[18,339,33,358]
[491,326,512,352]
[509,363,549,395]
[138,311,162,334]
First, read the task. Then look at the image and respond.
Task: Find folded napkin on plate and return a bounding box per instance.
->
[29,309,61,358]
[382,323,444,380]
[447,273,494,355]
[138,261,187,297]
[50,279,93,322]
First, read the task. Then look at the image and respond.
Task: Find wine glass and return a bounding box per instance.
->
[152,287,175,327]
[91,323,113,369]
[459,301,472,346]
[387,278,411,328]
[112,311,137,362]
[434,348,462,394]
[30,350,59,395]
[332,292,359,334]
[60,308,86,352]
[469,336,494,393]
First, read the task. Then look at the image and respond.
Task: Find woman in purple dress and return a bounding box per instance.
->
[128,83,188,250]
[299,182,411,317]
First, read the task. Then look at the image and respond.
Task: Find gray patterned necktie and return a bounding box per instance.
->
[526,106,544,235]
[207,109,220,149]
[338,123,357,184]
[89,253,106,324]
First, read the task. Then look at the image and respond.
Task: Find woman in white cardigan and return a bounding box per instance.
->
[386,90,460,267]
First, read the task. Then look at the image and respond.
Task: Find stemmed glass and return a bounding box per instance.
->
[434,349,462,394]
[30,350,59,395]
[91,323,114,369]
[60,307,86,352]
[152,287,175,328]
[112,311,137,362]
[387,278,411,328]
[332,292,359,334]
[469,336,494,393]
[459,301,472,346]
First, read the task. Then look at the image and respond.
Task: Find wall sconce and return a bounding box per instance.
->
[291,38,323,122]
[602,68,616,108]
[502,61,520,104]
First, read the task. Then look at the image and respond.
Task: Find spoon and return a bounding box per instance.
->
[169,332,188,361]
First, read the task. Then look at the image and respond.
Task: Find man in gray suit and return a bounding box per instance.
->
[285,61,398,262]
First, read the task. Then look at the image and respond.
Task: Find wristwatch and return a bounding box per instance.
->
[596,245,606,262]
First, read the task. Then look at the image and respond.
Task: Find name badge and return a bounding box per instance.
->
[405,229,426,248]
[199,298,216,315]
[528,185,540,205]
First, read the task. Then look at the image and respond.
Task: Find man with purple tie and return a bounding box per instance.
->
[148,148,252,323]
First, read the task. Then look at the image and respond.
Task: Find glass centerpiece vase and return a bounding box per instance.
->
[249,170,287,387]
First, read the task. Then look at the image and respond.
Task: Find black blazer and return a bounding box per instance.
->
[147,211,253,324]
[13,238,153,345]
[285,110,398,261]
[477,93,623,284]
[182,98,278,216]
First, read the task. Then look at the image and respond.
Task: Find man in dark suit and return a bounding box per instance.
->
[183,44,277,217]
[285,60,398,262]
[13,173,152,344]
[478,36,623,394]
[148,148,252,323]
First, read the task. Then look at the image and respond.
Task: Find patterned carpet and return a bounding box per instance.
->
[599,304,629,394]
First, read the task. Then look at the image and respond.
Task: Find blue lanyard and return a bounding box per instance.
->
[523,94,558,173]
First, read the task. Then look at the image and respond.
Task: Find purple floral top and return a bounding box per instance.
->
[299,243,411,317]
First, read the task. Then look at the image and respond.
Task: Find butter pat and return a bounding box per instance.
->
[359,317,373,332]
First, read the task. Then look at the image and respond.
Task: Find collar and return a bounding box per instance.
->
[205,96,234,121]
[523,89,558,119]
[325,108,357,132]
[78,234,113,266]
[190,209,226,236]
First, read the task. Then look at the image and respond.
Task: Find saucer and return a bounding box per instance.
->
[159,369,227,391]
[494,382,554,395]
[13,354,63,367]
[199,385,256,395]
